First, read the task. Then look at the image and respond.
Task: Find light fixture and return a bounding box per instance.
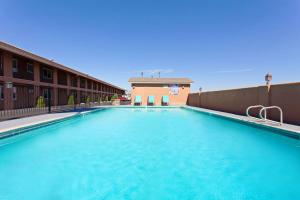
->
[265,73,272,85]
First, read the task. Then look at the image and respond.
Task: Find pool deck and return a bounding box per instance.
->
[0,112,78,134]
[0,106,299,139]
[184,106,300,138]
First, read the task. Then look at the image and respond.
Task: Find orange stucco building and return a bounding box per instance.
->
[129,77,193,106]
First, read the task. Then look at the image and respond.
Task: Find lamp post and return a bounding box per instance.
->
[199,87,202,96]
[265,73,272,85]
[198,87,203,107]
[265,73,272,92]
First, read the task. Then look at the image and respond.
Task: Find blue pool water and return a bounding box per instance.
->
[0,108,299,200]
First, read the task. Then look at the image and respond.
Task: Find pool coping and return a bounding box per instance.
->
[183,106,300,139]
[0,108,105,139]
[0,105,299,140]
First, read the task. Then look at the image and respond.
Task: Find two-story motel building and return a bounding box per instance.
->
[0,41,125,110]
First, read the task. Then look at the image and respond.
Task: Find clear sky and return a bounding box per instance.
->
[1,0,300,92]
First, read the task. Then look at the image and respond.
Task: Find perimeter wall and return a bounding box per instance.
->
[187,82,300,125]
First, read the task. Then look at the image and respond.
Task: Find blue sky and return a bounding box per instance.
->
[1,0,300,92]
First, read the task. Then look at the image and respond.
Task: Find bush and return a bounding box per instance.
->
[86,96,90,104]
[111,93,118,100]
[36,96,45,108]
[68,95,75,106]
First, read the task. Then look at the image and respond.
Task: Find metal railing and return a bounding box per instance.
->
[246,105,265,121]
[259,106,283,125]
[0,107,48,121]
[246,105,283,125]
[0,101,114,121]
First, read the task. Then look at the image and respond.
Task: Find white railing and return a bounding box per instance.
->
[246,105,283,125]
[246,105,265,121]
[259,106,283,125]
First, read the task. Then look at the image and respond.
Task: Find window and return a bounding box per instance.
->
[12,58,18,73]
[73,92,77,98]
[0,55,3,71]
[42,68,52,79]
[12,87,17,100]
[0,85,3,100]
[43,89,50,99]
[27,63,33,73]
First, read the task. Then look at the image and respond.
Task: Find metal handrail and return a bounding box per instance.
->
[259,106,283,125]
[246,105,266,120]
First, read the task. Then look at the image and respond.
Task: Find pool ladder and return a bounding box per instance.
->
[246,105,283,125]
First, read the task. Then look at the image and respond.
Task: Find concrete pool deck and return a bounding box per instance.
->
[0,112,78,137]
[0,106,299,139]
[184,106,300,138]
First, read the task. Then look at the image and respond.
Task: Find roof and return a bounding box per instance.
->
[128,77,193,84]
[0,41,125,91]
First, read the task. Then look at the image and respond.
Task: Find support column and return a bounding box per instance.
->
[3,52,13,110]
[33,62,40,104]
[77,76,80,104]
[96,83,99,102]
[53,69,58,106]
[66,73,71,96]
[85,79,88,101]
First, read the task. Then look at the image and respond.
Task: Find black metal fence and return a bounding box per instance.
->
[0,102,115,121]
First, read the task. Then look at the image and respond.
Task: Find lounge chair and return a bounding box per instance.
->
[134,95,142,106]
[148,95,155,106]
[162,95,169,106]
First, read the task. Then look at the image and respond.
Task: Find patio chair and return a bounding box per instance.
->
[148,95,155,106]
[162,96,169,106]
[134,95,142,106]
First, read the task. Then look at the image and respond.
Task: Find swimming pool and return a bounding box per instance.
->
[0,107,299,200]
